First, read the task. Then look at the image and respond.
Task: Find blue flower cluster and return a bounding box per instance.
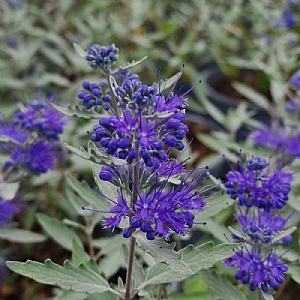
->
[225,249,288,292]
[77,81,112,110]
[100,162,207,240]
[82,44,210,240]
[0,95,67,175]
[0,197,18,228]
[224,156,293,292]
[90,81,188,167]
[85,44,119,70]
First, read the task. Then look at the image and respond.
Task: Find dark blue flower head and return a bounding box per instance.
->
[224,248,288,292]
[0,197,18,228]
[275,9,296,28]
[224,156,293,209]
[5,141,55,174]
[77,81,112,110]
[102,166,207,239]
[12,96,66,140]
[289,70,300,88]
[232,210,291,246]
[113,69,140,86]
[85,44,119,70]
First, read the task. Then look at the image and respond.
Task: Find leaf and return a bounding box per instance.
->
[72,240,100,274]
[74,43,86,58]
[52,103,102,118]
[0,182,19,200]
[232,82,270,110]
[142,242,239,287]
[53,290,87,300]
[261,293,274,300]
[287,264,300,284]
[199,269,247,300]
[272,226,297,243]
[37,213,83,251]
[6,259,112,294]
[65,172,111,211]
[88,140,126,166]
[153,71,183,92]
[181,242,240,273]
[119,56,147,69]
[0,228,47,243]
[90,162,119,201]
[135,234,193,275]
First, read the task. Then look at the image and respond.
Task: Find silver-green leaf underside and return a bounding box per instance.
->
[6,259,112,295]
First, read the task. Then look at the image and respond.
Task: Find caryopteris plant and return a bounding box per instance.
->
[5,43,296,300]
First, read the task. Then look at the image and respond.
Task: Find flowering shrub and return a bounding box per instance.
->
[1,1,300,299]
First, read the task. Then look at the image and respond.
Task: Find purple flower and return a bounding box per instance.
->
[0,198,18,228]
[85,44,119,70]
[224,249,288,292]
[225,156,293,209]
[77,81,111,110]
[251,127,300,157]
[5,141,55,174]
[252,128,288,151]
[289,70,300,88]
[12,96,67,140]
[233,210,290,245]
[275,10,296,28]
[104,167,207,239]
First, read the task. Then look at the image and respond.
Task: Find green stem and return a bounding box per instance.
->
[258,289,262,300]
[124,161,139,299]
[106,73,120,117]
[124,236,136,300]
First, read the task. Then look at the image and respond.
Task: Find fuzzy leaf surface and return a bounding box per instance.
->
[52,103,102,118]
[199,269,247,300]
[135,234,192,275]
[0,228,47,243]
[37,213,82,251]
[65,172,111,210]
[6,259,111,294]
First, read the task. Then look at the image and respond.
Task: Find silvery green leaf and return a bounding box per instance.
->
[228,226,248,240]
[287,265,300,284]
[199,269,247,300]
[0,182,19,200]
[232,82,270,110]
[135,234,193,276]
[37,213,83,251]
[65,143,90,160]
[88,141,126,166]
[272,226,297,243]
[0,135,23,146]
[6,259,113,295]
[145,111,174,120]
[198,218,232,243]
[93,235,128,278]
[52,103,102,118]
[119,56,147,69]
[90,162,118,201]
[74,43,86,58]
[0,228,47,243]
[72,240,100,274]
[153,71,182,92]
[65,172,111,211]
[180,242,240,272]
[53,290,87,300]
[261,292,274,300]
